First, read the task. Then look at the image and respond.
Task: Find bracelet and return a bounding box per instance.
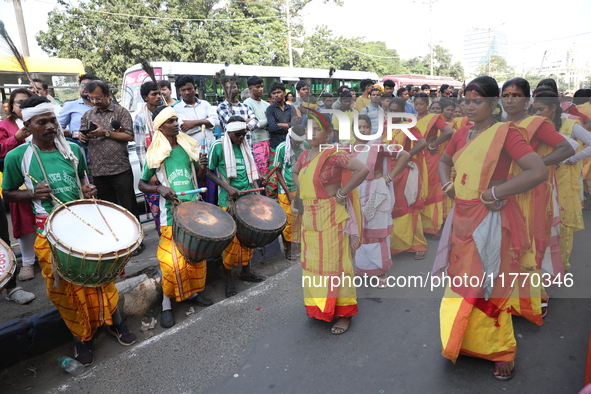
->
[491,186,499,201]
[428,144,437,150]
[441,181,453,191]
[155,185,161,194]
[442,182,454,193]
[336,189,347,199]
[480,191,495,205]
[387,173,394,182]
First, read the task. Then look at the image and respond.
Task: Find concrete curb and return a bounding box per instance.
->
[0,241,282,370]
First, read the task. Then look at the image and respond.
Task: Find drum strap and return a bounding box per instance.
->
[30,143,85,201]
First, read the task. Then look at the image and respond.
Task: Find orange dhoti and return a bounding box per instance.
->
[277,192,301,244]
[221,207,253,269]
[157,226,206,302]
[35,234,118,341]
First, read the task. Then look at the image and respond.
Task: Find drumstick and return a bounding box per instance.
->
[176,187,208,196]
[25,173,104,236]
[239,187,265,194]
[85,170,119,242]
[263,164,280,183]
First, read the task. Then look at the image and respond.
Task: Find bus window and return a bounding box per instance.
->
[50,75,79,103]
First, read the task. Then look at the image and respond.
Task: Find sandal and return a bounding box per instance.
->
[414,251,427,260]
[5,287,36,304]
[239,272,265,282]
[541,297,549,318]
[17,266,34,281]
[493,360,515,381]
[331,317,351,335]
[377,277,388,289]
[225,283,237,298]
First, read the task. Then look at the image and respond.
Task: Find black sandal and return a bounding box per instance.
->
[225,283,237,298]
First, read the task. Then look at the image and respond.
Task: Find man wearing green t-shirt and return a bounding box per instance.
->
[138,106,212,329]
[2,96,136,367]
[207,116,265,298]
[268,125,305,260]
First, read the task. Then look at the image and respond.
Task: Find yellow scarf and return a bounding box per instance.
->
[147,107,201,169]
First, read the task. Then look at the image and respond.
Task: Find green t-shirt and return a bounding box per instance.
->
[2,142,87,215]
[272,141,301,194]
[141,146,199,226]
[208,140,250,207]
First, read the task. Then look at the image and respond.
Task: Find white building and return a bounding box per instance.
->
[463,28,508,76]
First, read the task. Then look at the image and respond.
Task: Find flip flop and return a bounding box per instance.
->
[225,283,237,298]
[493,361,515,381]
[331,318,351,335]
[239,272,265,282]
[541,297,549,318]
[414,251,427,260]
[377,278,388,289]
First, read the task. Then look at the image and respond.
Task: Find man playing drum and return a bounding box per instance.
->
[1,96,137,367]
[207,116,265,298]
[138,106,213,329]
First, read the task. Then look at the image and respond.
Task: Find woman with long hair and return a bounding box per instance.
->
[0,88,37,281]
[413,93,454,239]
[532,91,591,271]
[435,76,548,380]
[501,78,575,320]
[292,113,369,335]
[386,98,428,259]
[350,114,410,286]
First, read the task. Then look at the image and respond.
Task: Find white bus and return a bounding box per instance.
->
[120,62,379,114]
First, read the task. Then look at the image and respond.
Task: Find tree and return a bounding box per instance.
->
[475,55,515,81]
[429,45,464,81]
[403,56,429,75]
[37,0,217,87]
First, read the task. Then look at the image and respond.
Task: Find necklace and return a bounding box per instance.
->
[468,120,496,140]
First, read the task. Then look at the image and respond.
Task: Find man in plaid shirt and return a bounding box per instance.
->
[216,80,258,144]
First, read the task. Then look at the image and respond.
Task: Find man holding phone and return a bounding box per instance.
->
[78,81,144,254]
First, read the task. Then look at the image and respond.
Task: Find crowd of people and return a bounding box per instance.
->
[1,72,591,381]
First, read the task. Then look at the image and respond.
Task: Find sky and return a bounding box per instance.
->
[1,0,591,74]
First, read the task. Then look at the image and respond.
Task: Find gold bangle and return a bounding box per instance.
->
[480,191,495,205]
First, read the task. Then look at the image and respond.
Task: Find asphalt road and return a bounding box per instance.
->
[2,212,591,394]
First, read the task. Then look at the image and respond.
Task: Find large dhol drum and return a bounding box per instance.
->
[45,200,143,287]
[0,239,16,291]
[234,194,287,248]
[172,200,236,263]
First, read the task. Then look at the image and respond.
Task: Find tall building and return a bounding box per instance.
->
[463,28,508,76]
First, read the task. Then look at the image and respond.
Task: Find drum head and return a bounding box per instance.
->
[46,200,141,255]
[235,194,286,231]
[0,238,16,290]
[175,201,236,240]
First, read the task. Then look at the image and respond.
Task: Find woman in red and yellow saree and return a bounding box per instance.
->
[413,93,454,237]
[502,78,575,321]
[434,76,548,380]
[385,98,429,260]
[351,115,410,285]
[532,91,591,271]
[292,113,369,335]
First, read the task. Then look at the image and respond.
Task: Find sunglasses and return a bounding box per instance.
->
[231,132,247,137]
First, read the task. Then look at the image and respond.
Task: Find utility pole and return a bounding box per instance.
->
[415,0,437,76]
[12,0,30,57]
[285,0,293,67]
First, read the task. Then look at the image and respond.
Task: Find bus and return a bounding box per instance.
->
[120,62,380,114]
[380,74,464,93]
[0,56,85,111]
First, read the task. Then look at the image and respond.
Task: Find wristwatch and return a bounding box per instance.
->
[105,130,111,138]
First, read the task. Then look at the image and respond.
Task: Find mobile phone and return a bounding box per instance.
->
[79,122,98,135]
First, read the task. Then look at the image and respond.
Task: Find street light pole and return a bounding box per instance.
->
[286,0,293,67]
[12,0,30,57]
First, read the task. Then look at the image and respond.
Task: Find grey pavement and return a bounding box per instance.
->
[1,212,591,394]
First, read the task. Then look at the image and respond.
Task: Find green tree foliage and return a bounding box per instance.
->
[37,0,217,86]
[294,26,405,76]
[400,45,464,80]
[475,55,515,82]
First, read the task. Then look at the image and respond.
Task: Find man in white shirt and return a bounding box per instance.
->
[172,75,219,144]
[243,76,270,179]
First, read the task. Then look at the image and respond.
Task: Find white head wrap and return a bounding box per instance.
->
[23,102,78,167]
[226,122,247,132]
[21,103,55,122]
